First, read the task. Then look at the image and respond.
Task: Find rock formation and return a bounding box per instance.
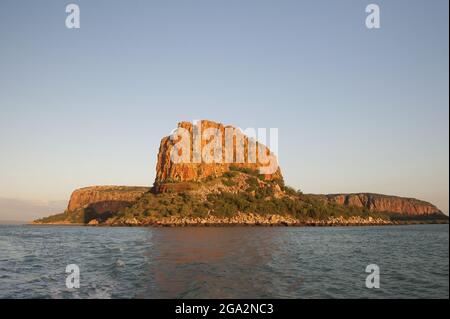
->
[67,186,150,213]
[314,193,441,216]
[154,120,282,186]
[34,120,447,226]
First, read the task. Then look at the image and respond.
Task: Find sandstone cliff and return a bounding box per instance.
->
[316,193,442,215]
[314,193,442,216]
[67,186,150,213]
[154,120,282,186]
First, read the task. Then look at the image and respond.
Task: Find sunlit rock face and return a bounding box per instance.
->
[154,120,283,185]
[67,186,150,212]
[317,193,442,216]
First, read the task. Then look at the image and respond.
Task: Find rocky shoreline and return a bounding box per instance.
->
[33,213,397,227]
[32,212,450,227]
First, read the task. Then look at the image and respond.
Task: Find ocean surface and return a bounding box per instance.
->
[0,224,448,299]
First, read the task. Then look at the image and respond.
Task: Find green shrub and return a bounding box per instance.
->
[223,171,238,178]
[229,165,259,176]
[222,178,236,187]
[284,186,298,196]
[246,176,259,187]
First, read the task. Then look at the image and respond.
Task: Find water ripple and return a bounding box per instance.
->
[0,224,448,299]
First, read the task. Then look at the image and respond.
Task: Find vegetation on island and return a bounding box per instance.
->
[35,167,448,226]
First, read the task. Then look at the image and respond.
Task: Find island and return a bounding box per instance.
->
[34,120,448,226]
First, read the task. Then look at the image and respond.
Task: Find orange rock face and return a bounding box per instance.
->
[154,120,283,185]
[322,193,441,215]
[67,186,150,212]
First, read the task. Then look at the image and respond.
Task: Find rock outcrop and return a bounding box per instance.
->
[154,120,282,187]
[67,186,150,213]
[315,193,442,216]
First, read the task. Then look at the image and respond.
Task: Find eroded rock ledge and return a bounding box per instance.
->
[313,193,441,216]
[67,186,150,212]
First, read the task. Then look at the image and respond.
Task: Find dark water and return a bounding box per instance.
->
[0,224,448,299]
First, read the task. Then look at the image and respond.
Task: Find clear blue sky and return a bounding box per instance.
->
[0,0,448,214]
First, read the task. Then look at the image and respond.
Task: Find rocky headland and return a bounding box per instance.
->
[34,120,448,226]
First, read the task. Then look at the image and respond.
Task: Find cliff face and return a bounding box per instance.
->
[317,193,441,216]
[67,186,150,212]
[154,120,282,186]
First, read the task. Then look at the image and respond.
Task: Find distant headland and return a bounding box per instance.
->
[34,120,448,226]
